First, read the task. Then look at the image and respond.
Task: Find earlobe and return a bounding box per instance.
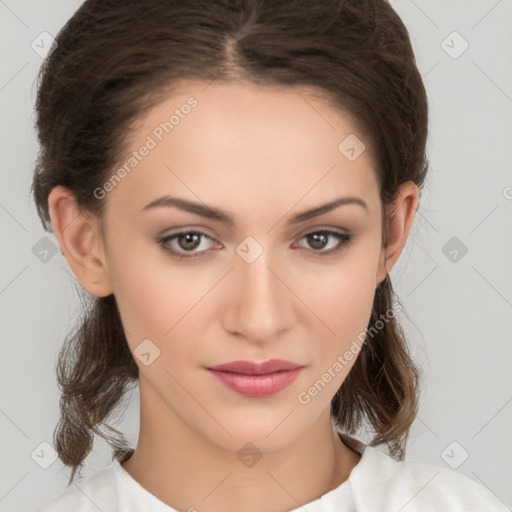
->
[48,186,113,297]
[375,181,420,287]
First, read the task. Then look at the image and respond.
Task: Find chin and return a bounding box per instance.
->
[200,406,318,453]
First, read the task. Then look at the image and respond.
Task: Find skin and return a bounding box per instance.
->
[48,80,419,512]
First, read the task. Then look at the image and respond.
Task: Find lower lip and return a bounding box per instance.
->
[206,368,303,397]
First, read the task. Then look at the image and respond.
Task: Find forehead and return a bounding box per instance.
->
[136,79,372,154]
[104,80,380,219]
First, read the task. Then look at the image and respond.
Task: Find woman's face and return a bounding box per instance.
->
[97,80,393,452]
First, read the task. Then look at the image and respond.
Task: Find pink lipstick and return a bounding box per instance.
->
[206,359,304,398]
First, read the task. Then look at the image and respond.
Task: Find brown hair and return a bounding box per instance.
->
[31,0,428,485]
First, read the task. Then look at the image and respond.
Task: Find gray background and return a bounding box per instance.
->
[1,0,511,510]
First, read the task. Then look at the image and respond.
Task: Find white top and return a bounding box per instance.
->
[37,433,508,511]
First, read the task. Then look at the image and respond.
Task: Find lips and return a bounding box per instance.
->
[207,359,303,375]
[206,359,305,397]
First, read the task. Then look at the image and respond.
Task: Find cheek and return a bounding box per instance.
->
[291,263,376,402]
[107,230,224,362]
[105,230,185,343]
[292,255,377,341]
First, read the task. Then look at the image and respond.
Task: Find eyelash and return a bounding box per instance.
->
[157,229,354,260]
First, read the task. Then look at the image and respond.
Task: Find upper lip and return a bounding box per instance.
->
[206,359,304,375]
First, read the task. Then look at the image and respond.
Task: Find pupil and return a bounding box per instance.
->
[180,233,200,250]
[308,233,327,249]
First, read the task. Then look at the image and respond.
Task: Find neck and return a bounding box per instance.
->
[121,377,361,512]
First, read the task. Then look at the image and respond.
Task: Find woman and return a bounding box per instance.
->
[32,0,506,510]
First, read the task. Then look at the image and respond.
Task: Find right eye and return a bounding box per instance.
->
[158,231,218,260]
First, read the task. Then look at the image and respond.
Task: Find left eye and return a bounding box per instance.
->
[158,229,353,259]
[293,230,353,254]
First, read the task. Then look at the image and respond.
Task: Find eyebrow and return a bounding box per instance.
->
[141,195,368,226]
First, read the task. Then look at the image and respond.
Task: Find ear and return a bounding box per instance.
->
[48,185,113,297]
[375,180,420,286]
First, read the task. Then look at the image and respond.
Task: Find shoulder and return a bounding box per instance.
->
[36,462,117,512]
[351,445,508,511]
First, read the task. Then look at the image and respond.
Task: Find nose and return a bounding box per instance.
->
[221,247,294,345]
